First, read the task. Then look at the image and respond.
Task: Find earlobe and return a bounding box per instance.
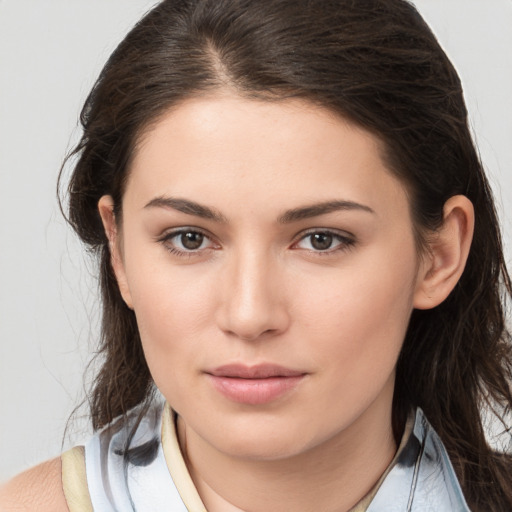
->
[413,195,475,310]
[97,195,134,309]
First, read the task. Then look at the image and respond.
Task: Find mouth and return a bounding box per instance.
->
[205,364,307,405]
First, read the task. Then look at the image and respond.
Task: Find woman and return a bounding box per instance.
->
[1,0,511,510]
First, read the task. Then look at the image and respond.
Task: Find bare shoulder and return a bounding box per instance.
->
[0,457,68,512]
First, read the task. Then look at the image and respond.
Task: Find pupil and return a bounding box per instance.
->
[181,232,204,250]
[311,233,333,250]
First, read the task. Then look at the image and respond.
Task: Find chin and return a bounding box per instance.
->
[219,435,307,461]
[205,417,324,462]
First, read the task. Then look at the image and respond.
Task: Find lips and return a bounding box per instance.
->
[205,364,306,405]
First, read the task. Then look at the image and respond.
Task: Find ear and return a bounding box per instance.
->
[413,195,474,310]
[98,195,134,309]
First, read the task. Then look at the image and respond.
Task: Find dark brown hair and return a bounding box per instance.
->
[61,0,512,509]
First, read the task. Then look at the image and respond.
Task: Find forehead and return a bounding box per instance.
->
[125,94,409,217]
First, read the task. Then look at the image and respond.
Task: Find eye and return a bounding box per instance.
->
[294,230,354,253]
[159,228,217,255]
[177,231,207,250]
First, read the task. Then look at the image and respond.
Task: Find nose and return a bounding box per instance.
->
[215,249,290,341]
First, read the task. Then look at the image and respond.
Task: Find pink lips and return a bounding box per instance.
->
[205,364,306,405]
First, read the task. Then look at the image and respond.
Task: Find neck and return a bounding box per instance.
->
[178,394,398,512]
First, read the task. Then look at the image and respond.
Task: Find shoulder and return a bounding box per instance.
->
[0,457,68,512]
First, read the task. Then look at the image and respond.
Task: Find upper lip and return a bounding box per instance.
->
[207,363,306,379]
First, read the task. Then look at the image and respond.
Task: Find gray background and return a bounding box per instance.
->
[1,0,511,480]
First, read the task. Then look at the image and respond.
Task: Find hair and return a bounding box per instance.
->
[60,0,512,509]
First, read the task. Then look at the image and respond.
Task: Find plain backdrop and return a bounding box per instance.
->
[1,0,511,481]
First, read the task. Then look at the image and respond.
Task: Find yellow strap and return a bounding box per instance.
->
[161,403,208,512]
[349,412,415,512]
[61,446,93,512]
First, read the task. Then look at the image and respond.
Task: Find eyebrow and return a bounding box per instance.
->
[144,196,374,224]
[278,200,375,223]
[144,196,228,223]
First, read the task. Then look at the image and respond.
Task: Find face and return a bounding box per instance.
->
[102,94,428,461]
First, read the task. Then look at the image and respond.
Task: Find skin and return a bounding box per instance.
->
[100,94,473,511]
[0,458,67,512]
[0,94,473,511]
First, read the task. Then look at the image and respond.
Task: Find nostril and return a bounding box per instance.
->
[231,328,279,342]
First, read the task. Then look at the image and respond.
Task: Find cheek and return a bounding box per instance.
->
[287,255,416,430]
[296,245,417,376]
[123,252,217,376]
[131,282,211,401]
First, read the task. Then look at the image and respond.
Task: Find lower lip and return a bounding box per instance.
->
[206,375,305,405]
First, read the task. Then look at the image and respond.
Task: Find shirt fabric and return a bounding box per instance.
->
[61,401,471,511]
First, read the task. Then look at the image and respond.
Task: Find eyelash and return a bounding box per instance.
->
[292,229,356,255]
[157,228,355,257]
[157,227,218,258]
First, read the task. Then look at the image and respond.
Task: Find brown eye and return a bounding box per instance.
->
[180,231,205,250]
[310,233,333,250]
[161,229,214,254]
[294,230,355,254]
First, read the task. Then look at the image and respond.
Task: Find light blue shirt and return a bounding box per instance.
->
[82,401,470,511]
